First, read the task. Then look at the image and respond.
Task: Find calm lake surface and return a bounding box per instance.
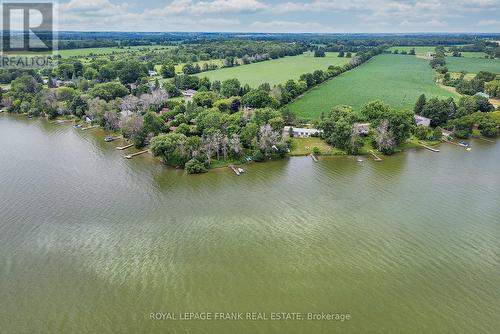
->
[1,114,499,334]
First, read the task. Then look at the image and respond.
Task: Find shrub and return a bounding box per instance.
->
[185,159,207,174]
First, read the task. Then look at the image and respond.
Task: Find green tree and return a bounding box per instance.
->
[414,94,426,115]
[221,78,241,97]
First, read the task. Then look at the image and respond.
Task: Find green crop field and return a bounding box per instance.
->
[387,46,489,58]
[194,52,351,87]
[445,57,500,73]
[387,46,436,56]
[287,54,456,120]
[174,59,225,74]
[57,45,174,58]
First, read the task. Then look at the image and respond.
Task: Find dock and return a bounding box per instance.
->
[368,150,383,162]
[229,165,240,176]
[474,136,495,143]
[81,125,99,131]
[125,150,148,159]
[443,140,470,149]
[116,143,134,150]
[105,135,122,142]
[310,154,318,162]
[418,142,440,152]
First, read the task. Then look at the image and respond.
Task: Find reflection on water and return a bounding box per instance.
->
[1,114,499,334]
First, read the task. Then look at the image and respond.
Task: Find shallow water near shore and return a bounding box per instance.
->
[1,114,499,334]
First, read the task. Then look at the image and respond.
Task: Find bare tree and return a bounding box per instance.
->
[202,134,217,165]
[374,120,396,154]
[258,124,280,156]
[229,134,242,156]
[120,114,143,139]
[120,95,140,118]
[104,110,120,130]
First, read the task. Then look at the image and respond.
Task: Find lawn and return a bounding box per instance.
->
[289,137,338,156]
[287,54,456,120]
[194,52,351,87]
[445,57,500,73]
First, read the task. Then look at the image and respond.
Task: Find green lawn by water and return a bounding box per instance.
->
[287,54,456,120]
[195,52,351,87]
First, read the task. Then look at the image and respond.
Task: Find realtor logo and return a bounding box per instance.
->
[2,2,53,52]
[1,1,56,68]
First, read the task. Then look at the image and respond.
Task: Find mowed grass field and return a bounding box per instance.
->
[195,52,351,87]
[288,54,456,120]
[445,57,500,73]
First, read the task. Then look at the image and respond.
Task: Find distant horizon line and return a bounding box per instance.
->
[4,30,499,35]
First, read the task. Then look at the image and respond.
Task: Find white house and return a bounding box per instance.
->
[284,126,322,138]
[476,92,490,99]
[148,70,158,77]
[414,115,431,127]
[182,89,197,100]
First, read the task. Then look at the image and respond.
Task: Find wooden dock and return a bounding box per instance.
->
[116,143,133,150]
[229,165,240,176]
[310,154,318,162]
[443,140,469,148]
[368,150,383,162]
[474,136,495,143]
[81,125,99,131]
[418,142,440,152]
[125,150,148,159]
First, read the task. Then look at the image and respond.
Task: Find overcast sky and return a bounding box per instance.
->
[56,0,500,33]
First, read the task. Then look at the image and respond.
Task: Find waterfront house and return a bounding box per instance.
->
[442,129,453,138]
[353,123,370,136]
[476,92,490,99]
[182,89,197,100]
[284,126,322,138]
[414,115,431,127]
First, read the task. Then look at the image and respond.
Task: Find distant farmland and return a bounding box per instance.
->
[195,52,351,87]
[387,46,490,59]
[445,57,500,73]
[57,45,173,58]
[287,54,456,120]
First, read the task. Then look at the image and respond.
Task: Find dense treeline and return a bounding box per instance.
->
[414,93,497,138]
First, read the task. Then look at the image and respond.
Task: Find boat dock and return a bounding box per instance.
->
[368,150,383,162]
[116,143,134,150]
[418,142,440,152]
[125,150,148,159]
[474,136,495,143]
[443,140,470,149]
[81,125,99,131]
[229,165,240,176]
[310,154,318,162]
[105,136,122,142]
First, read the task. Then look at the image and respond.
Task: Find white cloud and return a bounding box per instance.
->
[250,20,333,33]
[477,19,500,26]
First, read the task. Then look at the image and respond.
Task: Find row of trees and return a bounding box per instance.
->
[443,71,497,96]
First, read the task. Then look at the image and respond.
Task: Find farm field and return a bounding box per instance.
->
[287,54,456,120]
[58,45,174,57]
[388,46,489,58]
[194,52,351,87]
[445,57,500,73]
[174,59,225,74]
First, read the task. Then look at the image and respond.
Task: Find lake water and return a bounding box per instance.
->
[1,114,499,334]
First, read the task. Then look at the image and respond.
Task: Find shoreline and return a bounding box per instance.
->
[2,112,496,173]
